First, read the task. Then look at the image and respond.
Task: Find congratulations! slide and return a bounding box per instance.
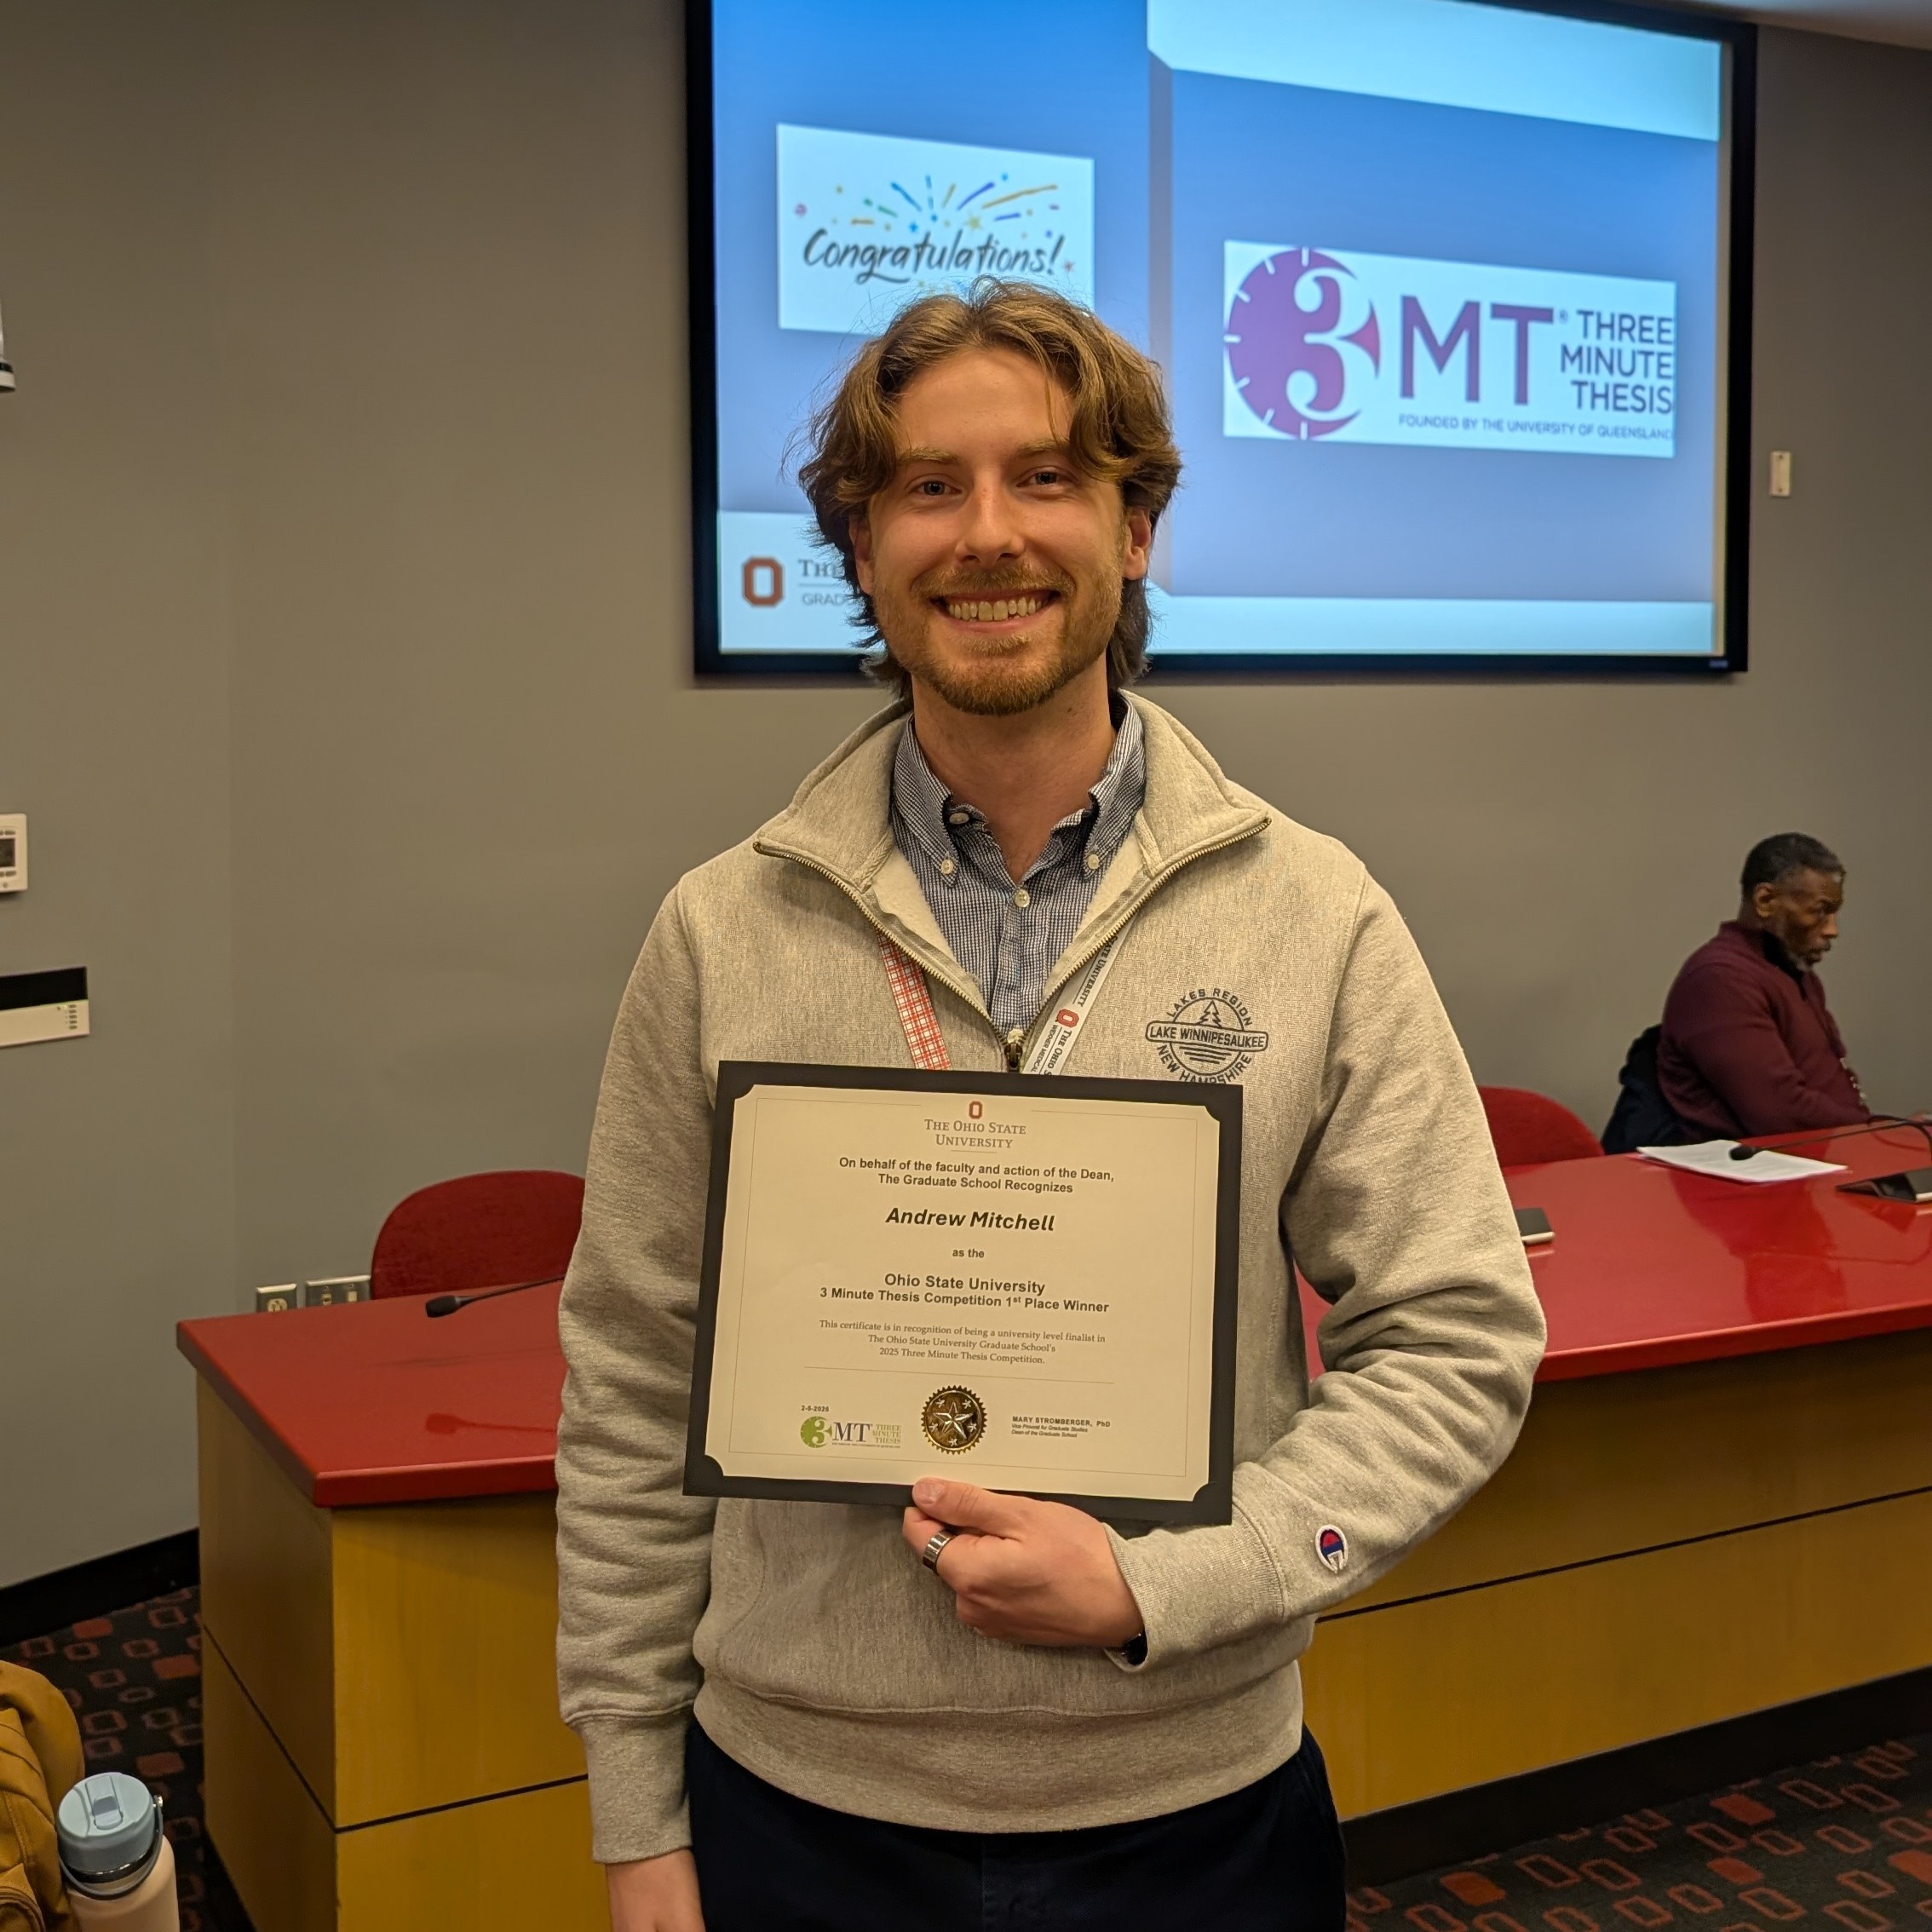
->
[706,0,1735,666]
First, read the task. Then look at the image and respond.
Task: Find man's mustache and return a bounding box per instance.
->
[917,569,1073,599]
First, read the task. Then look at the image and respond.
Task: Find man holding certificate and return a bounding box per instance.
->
[557,284,1546,1931]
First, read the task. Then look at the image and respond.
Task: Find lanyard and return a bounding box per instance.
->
[877,930,1120,1077]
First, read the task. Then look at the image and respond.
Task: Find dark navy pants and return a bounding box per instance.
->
[687,1719,1347,1931]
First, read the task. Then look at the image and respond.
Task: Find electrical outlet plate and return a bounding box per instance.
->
[305,1275,371,1307]
[255,1284,302,1314]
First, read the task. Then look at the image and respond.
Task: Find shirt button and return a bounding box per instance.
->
[938,858,956,877]
[1007,1027,1025,1046]
[948,810,970,826]
[1013,888,1031,908]
[1084,853,1101,872]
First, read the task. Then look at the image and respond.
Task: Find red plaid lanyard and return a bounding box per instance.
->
[877,933,952,1071]
[877,930,1119,1077]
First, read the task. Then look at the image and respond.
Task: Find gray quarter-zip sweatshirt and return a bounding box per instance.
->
[555,693,1545,1862]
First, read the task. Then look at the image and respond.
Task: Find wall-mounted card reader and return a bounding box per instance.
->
[0,815,25,893]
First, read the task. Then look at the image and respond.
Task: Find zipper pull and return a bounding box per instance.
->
[1004,1026,1025,1073]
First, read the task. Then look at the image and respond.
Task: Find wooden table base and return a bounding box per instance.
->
[196,1383,609,1931]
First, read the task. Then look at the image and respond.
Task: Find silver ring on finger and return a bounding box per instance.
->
[921,1529,954,1573]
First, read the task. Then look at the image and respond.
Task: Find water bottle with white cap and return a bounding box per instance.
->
[56,1772,180,1929]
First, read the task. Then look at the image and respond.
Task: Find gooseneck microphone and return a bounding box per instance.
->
[1726,1114,1932,1162]
[1724,1116,1932,1202]
[425,1274,566,1319]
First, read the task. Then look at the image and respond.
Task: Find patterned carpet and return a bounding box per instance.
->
[4,1587,250,1932]
[1357,1738,1932,1932]
[7,1584,1931,1932]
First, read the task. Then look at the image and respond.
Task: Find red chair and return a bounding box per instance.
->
[369,1170,584,1300]
[1477,1087,1605,1169]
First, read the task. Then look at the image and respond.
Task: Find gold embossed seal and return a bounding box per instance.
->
[920,1386,986,1454]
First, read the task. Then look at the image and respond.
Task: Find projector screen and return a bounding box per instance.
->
[690,0,1754,677]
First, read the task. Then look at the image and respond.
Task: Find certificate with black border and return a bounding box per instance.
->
[684,1062,1239,1524]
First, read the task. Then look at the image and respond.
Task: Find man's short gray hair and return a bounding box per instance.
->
[1741,833,1843,896]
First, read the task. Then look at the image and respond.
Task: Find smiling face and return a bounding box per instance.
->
[849,347,1153,718]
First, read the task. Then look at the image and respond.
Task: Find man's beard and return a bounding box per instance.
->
[872,564,1122,717]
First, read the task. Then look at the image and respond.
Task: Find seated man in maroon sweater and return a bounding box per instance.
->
[1659,832,1869,1138]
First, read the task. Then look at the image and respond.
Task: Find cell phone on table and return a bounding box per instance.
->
[1514,1206,1554,1246]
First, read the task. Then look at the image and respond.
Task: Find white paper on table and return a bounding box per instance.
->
[1637,1140,1845,1184]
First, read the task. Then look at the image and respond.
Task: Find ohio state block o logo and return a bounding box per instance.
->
[742,556,785,607]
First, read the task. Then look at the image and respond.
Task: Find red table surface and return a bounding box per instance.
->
[178,1126,1932,1509]
[178,1280,567,1509]
[1507,1122,1932,1380]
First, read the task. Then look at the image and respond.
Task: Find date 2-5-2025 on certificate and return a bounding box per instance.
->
[685,1063,1240,1524]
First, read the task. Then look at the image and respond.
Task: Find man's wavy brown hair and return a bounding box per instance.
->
[796,280,1182,693]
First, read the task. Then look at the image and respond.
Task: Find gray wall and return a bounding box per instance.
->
[2,2,1927,1588]
[0,8,239,1579]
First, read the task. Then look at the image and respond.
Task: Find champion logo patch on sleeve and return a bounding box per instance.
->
[1316,1525,1348,1574]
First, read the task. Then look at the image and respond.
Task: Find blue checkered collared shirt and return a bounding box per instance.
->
[889,703,1146,1054]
